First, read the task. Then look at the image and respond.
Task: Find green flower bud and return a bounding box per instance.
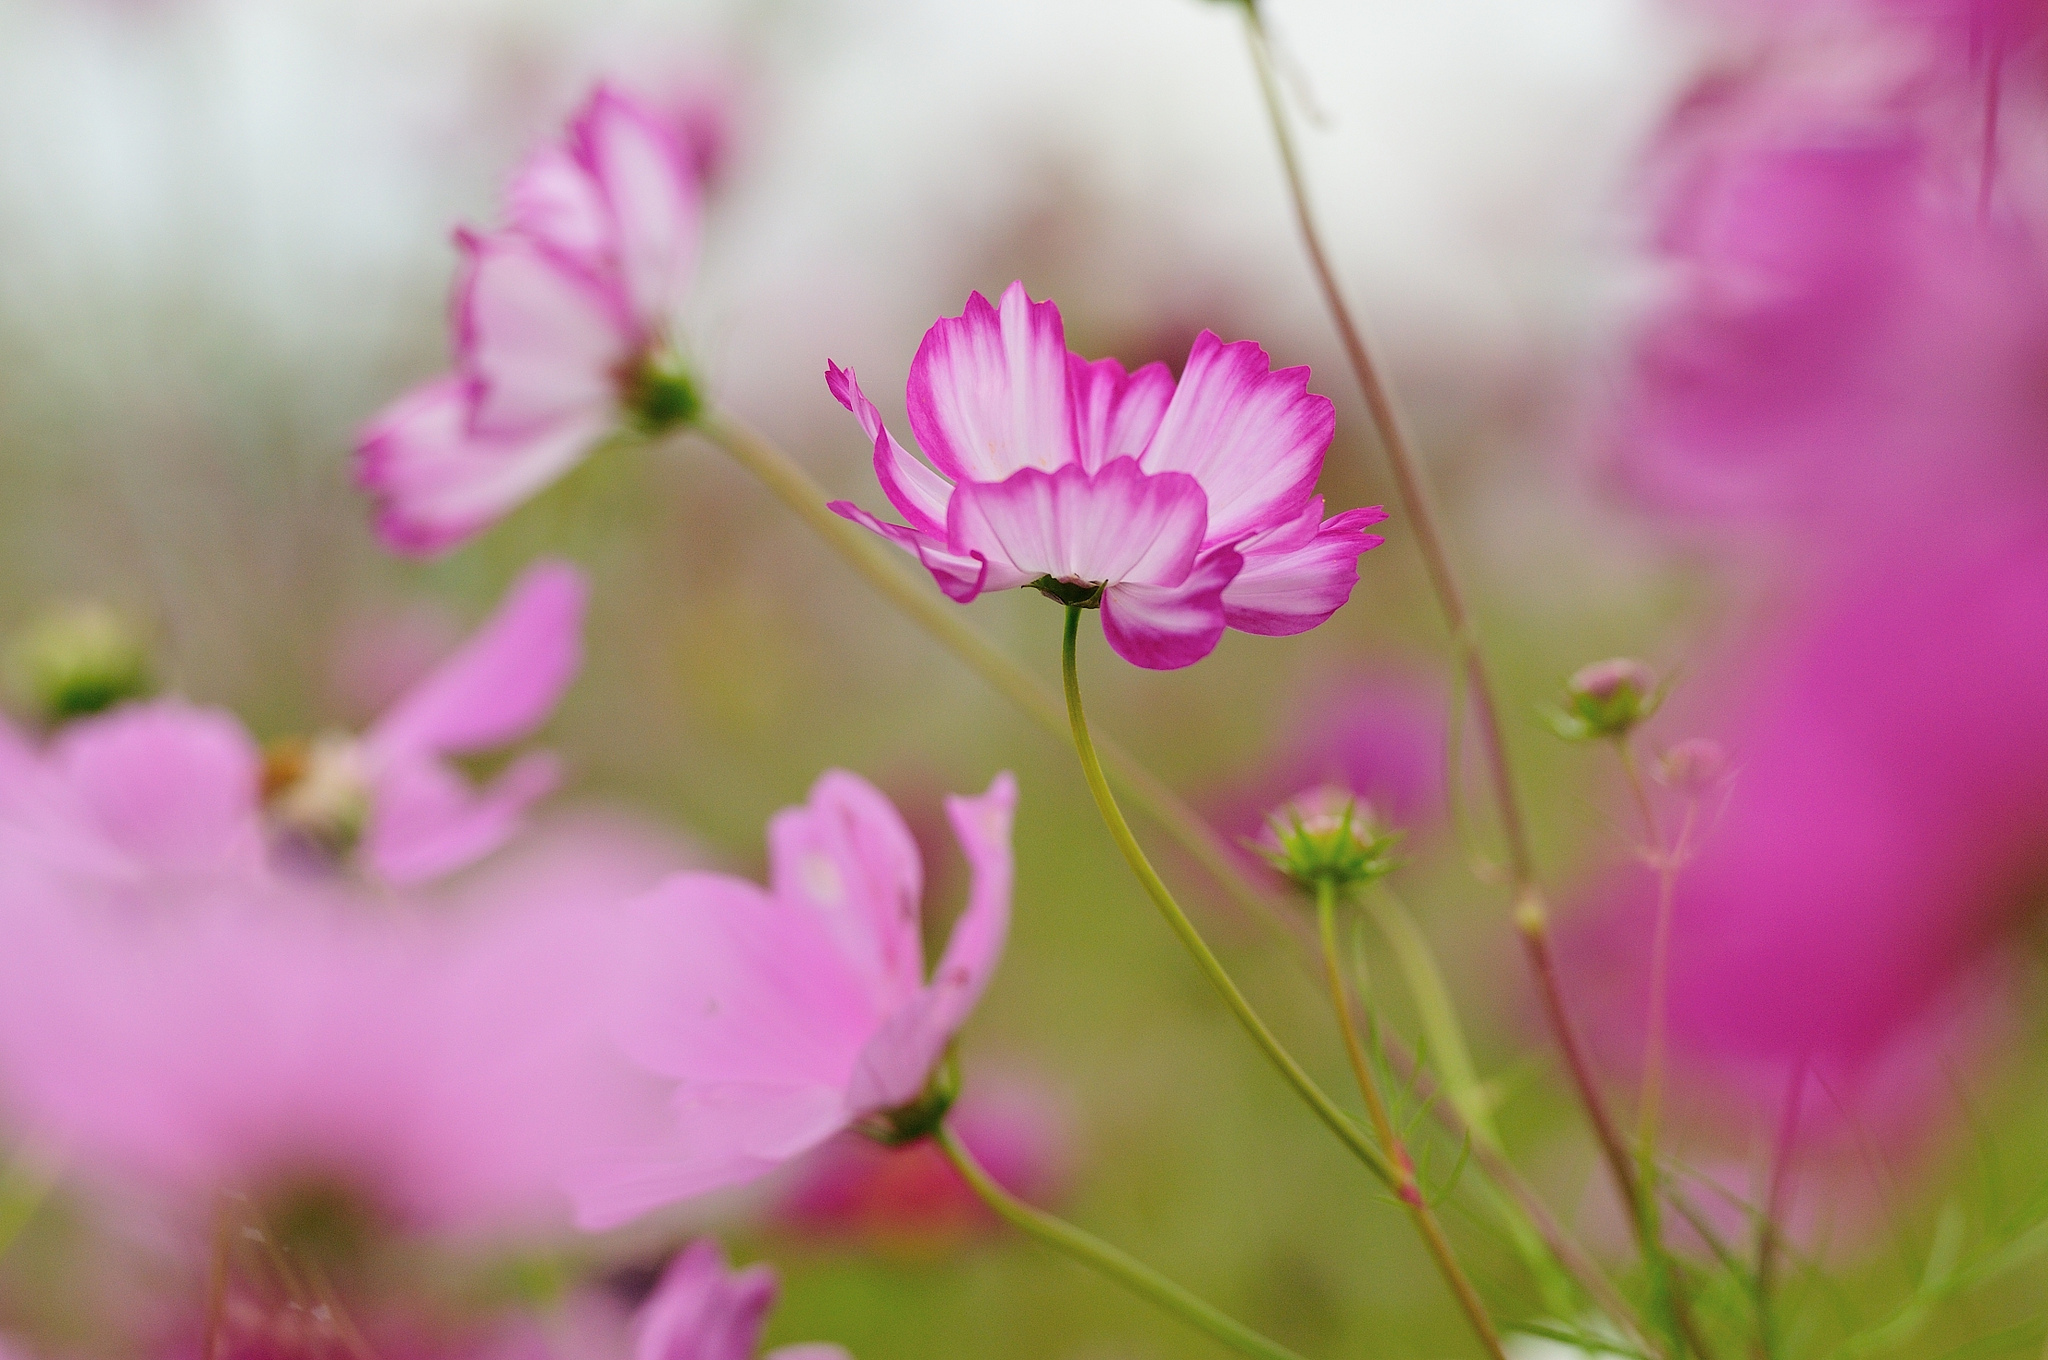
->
[1255,786,1400,895]
[5,603,155,725]
[1546,657,1663,743]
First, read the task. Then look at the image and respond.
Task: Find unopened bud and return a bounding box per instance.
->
[5,603,155,725]
[1547,658,1662,742]
[263,735,371,854]
[1656,737,1728,796]
[1255,785,1400,894]
[621,345,704,436]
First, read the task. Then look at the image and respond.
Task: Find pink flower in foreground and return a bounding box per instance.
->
[631,1240,850,1360]
[827,282,1386,669]
[269,559,585,884]
[357,84,706,556]
[570,770,1016,1230]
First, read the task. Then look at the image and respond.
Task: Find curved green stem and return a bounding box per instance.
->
[1058,606,1393,1185]
[936,1123,1309,1360]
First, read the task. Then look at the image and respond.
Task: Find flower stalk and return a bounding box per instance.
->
[935,1122,1309,1360]
[1237,10,1709,1352]
[1058,605,1396,1186]
[1315,880,1507,1360]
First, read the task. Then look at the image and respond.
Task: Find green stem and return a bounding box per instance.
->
[935,1123,1310,1360]
[1058,606,1393,1184]
[1317,882,1509,1360]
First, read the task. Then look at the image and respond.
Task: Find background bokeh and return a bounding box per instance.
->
[4,0,2046,1356]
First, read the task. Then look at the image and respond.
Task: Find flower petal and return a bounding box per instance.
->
[1141,331,1335,544]
[844,772,1016,1114]
[1099,546,1242,670]
[505,143,610,271]
[1067,353,1173,471]
[571,84,703,331]
[355,379,611,558]
[906,282,1076,481]
[634,1240,779,1360]
[827,501,999,602]
[368,560,587,758]
[768,770,926,1009]
[946,458,1206,589]
[455,228,631,437]
[827,361,951,535]
[362,751,561,886]
[1224,505,1387,637]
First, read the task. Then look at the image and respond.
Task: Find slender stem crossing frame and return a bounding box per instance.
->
[936,1123,1309,1360]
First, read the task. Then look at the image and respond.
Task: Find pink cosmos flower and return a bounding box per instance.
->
[570,770,1017,1231]
[629,1240,850,1360]
[826,282,1386,670]
[357,84,705,556]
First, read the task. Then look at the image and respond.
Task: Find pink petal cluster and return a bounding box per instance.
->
[357,85,705,556]
[827,282,1386,669]
[571,770,1016,1231]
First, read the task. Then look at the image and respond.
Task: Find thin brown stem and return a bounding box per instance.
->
[202,1198,234,1360]
[1318,882,1508,1360]
[1239,11,1709,1351]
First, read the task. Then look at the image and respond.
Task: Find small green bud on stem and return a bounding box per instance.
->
[5,603,155,725]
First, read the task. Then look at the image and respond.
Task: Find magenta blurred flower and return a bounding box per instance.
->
[632,1240,850,1360]
[357,85,706,556]
[570,770,1016,1231]
[772,1075,1070,1251]
[826,282,1385,669]
[272,559,586,885]
[0,812,694,1240]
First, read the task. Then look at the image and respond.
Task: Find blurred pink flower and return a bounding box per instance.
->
[0,812,695,1240]
[772,1074,1071,1251]
[570,770,1016,1231]
[630,1240,850,1360]
[826,282,1385,670]
[357,85,705,556]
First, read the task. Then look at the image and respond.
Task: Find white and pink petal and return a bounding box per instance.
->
[905,282,1077,482]
[455,229,632,437]
[827,361,951,535]
[1223,505,1387,637]
[1099,545,1242,671]
[767,770,927,1008]
[1141,331,1334,545]
[946,458,1206,590]
[1067,353,1173,471]
[571,85,703,332]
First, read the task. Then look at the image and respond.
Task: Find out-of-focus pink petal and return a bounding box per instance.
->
[905,282,1076,482]
[46,700,266,879]
[572,85,703,331]
[368,560,587,759]
[1224,504,1387,636]
[1067,353,1173,472]
[946,458,1206,590]
[1141,331,1333,545]
[1100,546,1242,671]
[768,771,926,1009]
[827,501,997,602]
[506,144,611,271]
[613,875,880,1089]
[635,1240,779,1360]
[845,773,1015,1115]
[827,361,951,535]
[356,377,613,558]
[456,230,631,436]
[362,751,560,886]
[765,1349,855,1360]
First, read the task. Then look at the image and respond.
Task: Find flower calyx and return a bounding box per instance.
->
[1546,657,1665,743]
[5,603,155,726]
[1256,785,1400,897]
[620,345,705,437]
[857,1050,961,1148]
[1029,576,1106,609]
